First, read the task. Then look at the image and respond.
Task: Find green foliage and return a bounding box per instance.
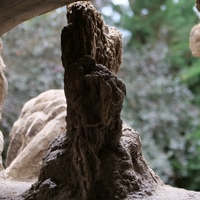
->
[174,130,200,190]
[180,59,200,105]
[105,0,200,190]
[126,0,200,106]
[181,61,200,82]
[119,43,200,185]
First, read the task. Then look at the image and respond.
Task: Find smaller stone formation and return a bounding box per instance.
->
[0,38,7,120]
[189,23,200,57]
[0,38,7,178]
[196,0,200,12]
[5,89,66,182]
[0,131,4,173]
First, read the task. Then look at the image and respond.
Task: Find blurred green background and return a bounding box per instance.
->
[1,0,200,191]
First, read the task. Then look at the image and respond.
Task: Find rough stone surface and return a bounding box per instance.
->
[19,124,162,200]
[145,185,200,200]
[65,2,122,73]
[19,3,160,200]
[189,23,200,57]
[0,131,4,173]
[196,0,200,12]
[1,179,200,200]
[5,89,66,182]
[14,2,200,200]
[0,38,7,120]
[0,0,88,36]
[0,179,32,200]
[18,124,200,200]
[0,38,7,175]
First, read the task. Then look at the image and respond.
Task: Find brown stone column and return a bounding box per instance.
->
[19,2,162,200]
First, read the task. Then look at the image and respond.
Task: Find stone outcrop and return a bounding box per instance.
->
[19,2,161,200]
[0,0,88,36]
[19,125,200,200]
[0,38,7,120]
[5,89,66,182]
[0,131,4,173]
[16,2,200,200]
[196,0,200,12]
[0,38,7,176]
[0,180,32,200]
[0,1,199,200]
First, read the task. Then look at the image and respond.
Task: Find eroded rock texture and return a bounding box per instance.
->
[62,56,126,199]
[17,2,200,200]
[0,38,7,120]
[21,124,162,200]
[189,23,200,57]
[0,131,4,173]
[5,90,66,182]
[196,0,200,12]
[19,2,162,200]
[0,38,7,174]
[64,1,122,74]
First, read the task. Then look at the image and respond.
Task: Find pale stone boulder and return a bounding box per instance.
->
[0,38,7,120]
[0,179,32,199]
[0,38,7,176]
[0,131,4,172]
[5,89,66,182]
[196,0,200,12]
[189,23,200,57]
